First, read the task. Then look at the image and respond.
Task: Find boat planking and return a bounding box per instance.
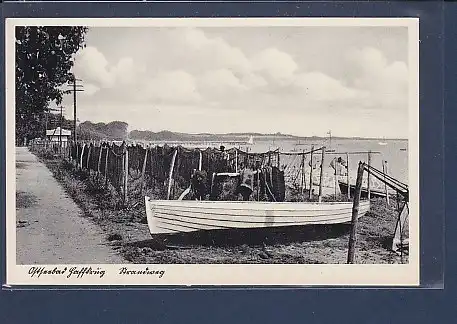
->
[145,197,370,235]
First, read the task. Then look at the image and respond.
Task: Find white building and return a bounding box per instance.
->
[46,127,72,148]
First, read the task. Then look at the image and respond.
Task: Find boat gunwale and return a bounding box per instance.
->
[145,196,369,208]
[152,205,370,216]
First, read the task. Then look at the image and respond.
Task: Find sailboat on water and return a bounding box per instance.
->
[248,135,254,145]
[326,130,336,152]
[378,137,388,146]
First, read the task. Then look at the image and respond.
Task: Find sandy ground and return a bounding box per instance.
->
[15,147,125,264]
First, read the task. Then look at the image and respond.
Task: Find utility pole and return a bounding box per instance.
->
[66,77,84,143]
[58,106,64,155]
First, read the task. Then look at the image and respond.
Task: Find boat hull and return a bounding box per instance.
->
[338,181,388,199]
[145,197,370,235]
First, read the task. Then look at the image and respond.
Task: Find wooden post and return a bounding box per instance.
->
[318,147,326,203]
[309,145,314,200]
[300,150,306,194]
[210,172,216,199]
[104,146,109,187]
[256,169,260,201]
[167,149,178,200]
[277,152,281,169]
[235,149,238,173]
[73,78,77,143]
[140,147,149,196]
[347,161,365,264]
[367,151,372,200]
[59,105,63,156]
[97,144,103,176]
[79,143,85,169]
[86,144,92,170]
[392,201,409,255]
[75,142,78,167]
[382,160,390,206]
[346,152,350,201]
[123,145,129,204]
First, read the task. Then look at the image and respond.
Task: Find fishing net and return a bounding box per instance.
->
[280,152,305,189]
[99,145,108,176]
[105,143,125,193]
[127,144,146,174]
[66,141,391,202]
[142,145,176,198]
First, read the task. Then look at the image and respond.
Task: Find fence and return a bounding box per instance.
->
[30,140,391,205]
[63,142,283,203]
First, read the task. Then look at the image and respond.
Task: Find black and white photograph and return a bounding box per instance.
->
[6,18,419,286]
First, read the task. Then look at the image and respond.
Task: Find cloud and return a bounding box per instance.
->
[199,69,248,96]
[139,70,201,104]
[346,47,408,109]
[252,48,298,81]
[177,28,252,73]
[293,72,367,102]
[81,83,100,96]
[240,72,268,89]
[68,27,410,137]
[73,46,138,89]
[74,46,114,87]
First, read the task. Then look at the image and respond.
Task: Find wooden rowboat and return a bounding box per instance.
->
[144,197,370,235]
[338,180,389,199]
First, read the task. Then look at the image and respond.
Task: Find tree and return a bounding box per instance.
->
[15,26,88,144]
[78,121,129,141]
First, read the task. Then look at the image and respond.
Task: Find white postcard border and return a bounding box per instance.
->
[5,17,420,286]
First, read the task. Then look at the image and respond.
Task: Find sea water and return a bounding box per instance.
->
[245,138,409,189]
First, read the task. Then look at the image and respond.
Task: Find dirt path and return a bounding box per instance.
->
[15,147,125,264]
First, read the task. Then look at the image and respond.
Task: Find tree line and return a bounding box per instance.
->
[15,26,88,145]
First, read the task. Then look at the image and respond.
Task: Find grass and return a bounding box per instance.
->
[32,148,408,264]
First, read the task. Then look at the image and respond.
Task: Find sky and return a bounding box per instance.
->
[52,26,411,138]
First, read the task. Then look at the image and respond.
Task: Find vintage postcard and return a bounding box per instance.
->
[5,18,419,286]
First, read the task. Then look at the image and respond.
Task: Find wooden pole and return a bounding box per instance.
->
[382,160,390,206]
[97,144,103,175]
[123,145,129,204]
[347,161,365,264]
[44,110,48,149]
[235,149,238,173]
[367,151,372,200]
[277,152,281,169]
[346,152,350,201]
[59,105,63,156]
[256,169,260,201]
[140,147,149,196]
[86,144,92,170]
[309,145,314,200]
[167,149,178,200]
[301,150,306,194]
[79,143,85,169]
[318,147,326,203]
[73,78,77,143]
[104,146,109,187]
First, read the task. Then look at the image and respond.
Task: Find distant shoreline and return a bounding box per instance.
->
[127,130,407,142]
[76,121,408,142]
[127,134,409,142]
